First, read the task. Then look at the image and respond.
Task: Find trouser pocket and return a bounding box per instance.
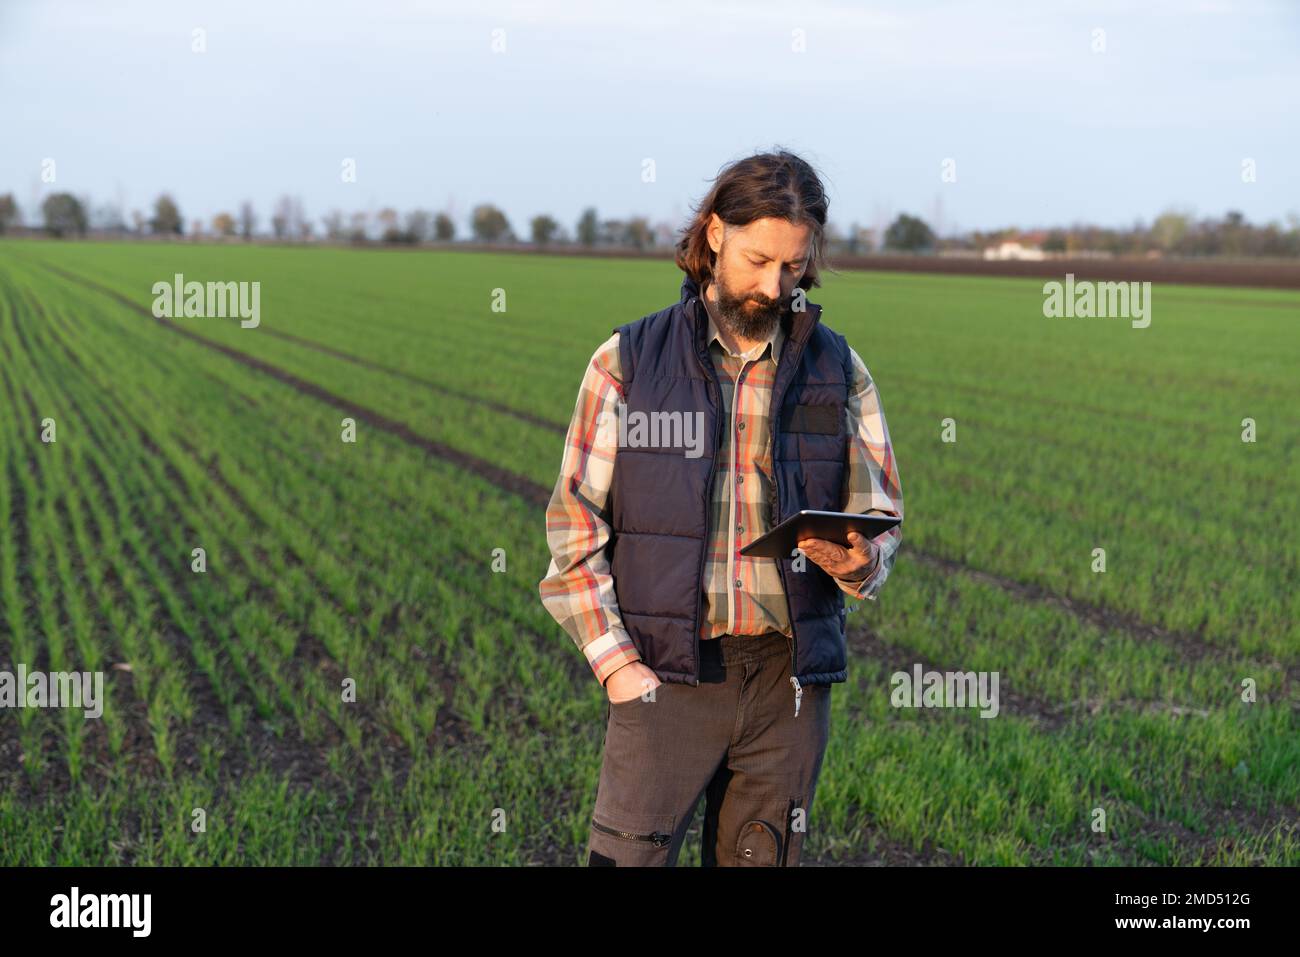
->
[733,795,807,866]
[735,818,783,866]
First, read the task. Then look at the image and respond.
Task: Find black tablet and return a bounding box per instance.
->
[737,510,901,560]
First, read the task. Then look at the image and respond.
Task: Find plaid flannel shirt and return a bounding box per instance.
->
[539,303,903,687]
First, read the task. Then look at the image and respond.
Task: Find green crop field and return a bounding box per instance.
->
[0,239,1296,865]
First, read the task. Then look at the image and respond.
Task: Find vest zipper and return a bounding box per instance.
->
[770,325,808,717]
[591,818,672,847]
[693,296,725,687]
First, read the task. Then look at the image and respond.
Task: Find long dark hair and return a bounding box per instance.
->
[675,148,831,291]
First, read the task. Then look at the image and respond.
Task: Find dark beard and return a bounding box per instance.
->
[711,279,787,342]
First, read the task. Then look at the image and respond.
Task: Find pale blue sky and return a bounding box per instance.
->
[2,0,1297,237]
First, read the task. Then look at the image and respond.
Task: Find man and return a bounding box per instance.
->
[539,149,903,866]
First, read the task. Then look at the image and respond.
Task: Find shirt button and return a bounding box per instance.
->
[736,474,744,484]
[737,421,745,431]
[734,579,742,589]
[736,524,743,533]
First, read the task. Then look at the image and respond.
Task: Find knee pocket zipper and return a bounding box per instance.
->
[591,817,672,847]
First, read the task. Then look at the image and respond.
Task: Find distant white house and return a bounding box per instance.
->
[983,239,1046,261]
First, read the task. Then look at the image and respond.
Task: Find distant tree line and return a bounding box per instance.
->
[925,209,1300,258]
[1,190,1296,259]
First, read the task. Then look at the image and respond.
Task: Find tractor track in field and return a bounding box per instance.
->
[890,367,1295,438]
[253,325,564,434]
[34,262,564,495]
[848,623,1073,732]
[169,416,593,695]
[907,552,1298,692]
[21,258,1298,864]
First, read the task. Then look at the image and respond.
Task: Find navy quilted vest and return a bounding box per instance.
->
[609,274,854,689]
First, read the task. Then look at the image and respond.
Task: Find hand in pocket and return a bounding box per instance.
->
[606,662,663,705]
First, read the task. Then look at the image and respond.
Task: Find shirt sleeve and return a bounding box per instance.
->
[538,332,643,686]
[833,346,904,601]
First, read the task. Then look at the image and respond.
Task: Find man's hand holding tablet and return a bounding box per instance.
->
[797,530,878,580]
[737,510,902,573]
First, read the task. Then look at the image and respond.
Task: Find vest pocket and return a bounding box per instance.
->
[785,403,840,434]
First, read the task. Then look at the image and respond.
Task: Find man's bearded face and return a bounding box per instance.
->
[710,241,792,341]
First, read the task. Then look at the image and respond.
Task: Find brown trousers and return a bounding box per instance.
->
[585,630,833,866]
